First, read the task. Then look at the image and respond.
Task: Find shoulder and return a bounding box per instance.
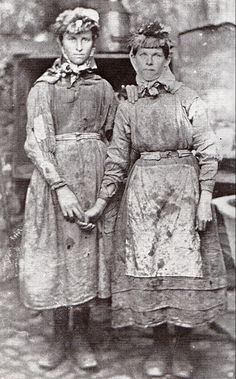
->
[115,100,133,120]
[175,85,206,114]
[118,99,131,111]
[28,80,48,95]
[85,75,114,94]
[176,85,199,103]
[176,85,208,119]
[99,78,114,94]
[27,80,51,105]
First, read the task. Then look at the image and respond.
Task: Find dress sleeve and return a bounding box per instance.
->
[100,80,118,139]
[182,89,221,193]
[99,103,131,200]
[24,82,66,189]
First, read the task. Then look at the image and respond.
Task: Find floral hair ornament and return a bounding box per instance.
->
[53,7,100,37]
[129,21,173,54]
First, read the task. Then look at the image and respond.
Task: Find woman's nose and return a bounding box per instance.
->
[146,55,153,65]
[76,40,82,51]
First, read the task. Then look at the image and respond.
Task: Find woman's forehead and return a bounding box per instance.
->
[137,47,164,54]
[64,30,93,38]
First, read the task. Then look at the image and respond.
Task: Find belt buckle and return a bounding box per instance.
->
[177,150,190,158]
[75,133,82,141]
[151,152,161,160]
[141,152,161,160]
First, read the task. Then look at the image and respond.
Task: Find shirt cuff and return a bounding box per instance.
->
[51,179,67,191]
[99,183,118,200]
[200,180,215,193]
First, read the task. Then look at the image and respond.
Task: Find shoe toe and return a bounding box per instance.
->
[144,357,168,377]
[74,351,98,369]
[172,362,193,378]
[38,348,65,370]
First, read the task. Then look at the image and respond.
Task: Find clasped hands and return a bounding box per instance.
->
[56,186,107,232]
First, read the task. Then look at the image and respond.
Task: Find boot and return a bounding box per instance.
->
[38,307,69,370]
[72,306,98,370]
[172,326,193,378]
[144,323,170,377]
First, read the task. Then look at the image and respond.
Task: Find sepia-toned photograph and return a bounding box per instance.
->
[0,1,235,378]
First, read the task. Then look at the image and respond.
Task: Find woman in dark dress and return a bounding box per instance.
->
[86,22,227,378]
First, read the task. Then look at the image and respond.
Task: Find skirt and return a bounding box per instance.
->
[20,134,117,310]
[112,154,227,328]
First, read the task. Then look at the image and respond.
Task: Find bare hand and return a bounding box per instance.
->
[85,199,107,223]
[56,186,86,223]
[125,85,138,104]
[196,191,213,231]
[77,220,95,232]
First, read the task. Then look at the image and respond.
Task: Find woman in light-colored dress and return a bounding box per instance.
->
[86,22,227,378]
[20,8,118,370]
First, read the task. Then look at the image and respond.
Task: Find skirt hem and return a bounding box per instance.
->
[21,293,110,311]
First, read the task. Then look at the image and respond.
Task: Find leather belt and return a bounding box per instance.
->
[55,132,101,142]
[140,149,192,161]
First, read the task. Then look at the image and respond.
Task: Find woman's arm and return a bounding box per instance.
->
[25,82,85,223]
[187,94,221,231]
[25,82,66,188]
[85,103,132,222]
[189,97,221,193]
[101,81,118,141]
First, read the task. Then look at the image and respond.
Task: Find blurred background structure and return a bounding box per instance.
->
[0,0,235,283]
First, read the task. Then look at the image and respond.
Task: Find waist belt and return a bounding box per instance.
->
[140,149,192,161]
[55,132,101,142]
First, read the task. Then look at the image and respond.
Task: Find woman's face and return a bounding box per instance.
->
[133,47,168,81]
[62,30,94,65]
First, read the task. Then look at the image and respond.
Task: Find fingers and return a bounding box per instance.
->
[83,213,90,225]
[72,206,85,222]
[61,207,74,222]
[196,218,212,231]
[133,85,139,102]
[81,223,95,232]
[126,85,138,104]
[62,210,95,231]
[61,205,83,223]
[199,220,207,232]
[77,220,95,232]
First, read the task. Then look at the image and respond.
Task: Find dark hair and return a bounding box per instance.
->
[132,41,170,59]
[129,21,172,58]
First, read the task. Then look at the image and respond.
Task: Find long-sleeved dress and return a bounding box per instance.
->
[99,84,227,328]
[20,69,117,310]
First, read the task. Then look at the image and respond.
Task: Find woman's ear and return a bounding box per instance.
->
[129,50,138,74]
[88,47,97,68]
[164,56,171,67]
[90,47,96,57]
[57,36,63,47]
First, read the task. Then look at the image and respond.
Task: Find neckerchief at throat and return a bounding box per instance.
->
[130,51,182,97]
[36,47,97,86]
